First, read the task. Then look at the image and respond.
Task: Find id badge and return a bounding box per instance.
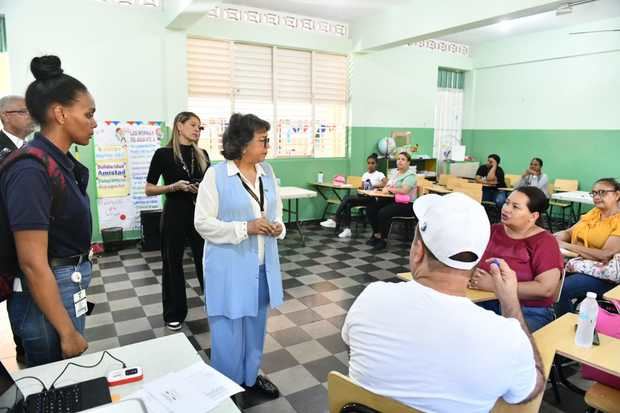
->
[74,289,88,317]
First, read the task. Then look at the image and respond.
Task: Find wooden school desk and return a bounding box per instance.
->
[396,272,497,303]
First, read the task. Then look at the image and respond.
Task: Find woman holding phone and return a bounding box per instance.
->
[145,111,210,331]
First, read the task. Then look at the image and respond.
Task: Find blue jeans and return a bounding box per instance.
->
[555,272,617,317]
[482,188,507,209]
[479,300,555,332]
[8,260,92,367]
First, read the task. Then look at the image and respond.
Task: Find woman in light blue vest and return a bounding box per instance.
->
[194,113,285,400]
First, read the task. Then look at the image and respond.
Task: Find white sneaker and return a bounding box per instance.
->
[166,321,182,331]
[338,228,352,238]
[320,219,336,228]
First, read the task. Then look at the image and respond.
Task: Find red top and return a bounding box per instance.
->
[479,224,563,308]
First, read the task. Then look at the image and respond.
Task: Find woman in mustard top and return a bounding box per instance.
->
[555,178,620,315]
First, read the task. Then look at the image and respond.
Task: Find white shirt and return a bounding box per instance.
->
[2,129,23,149]
[361,170,385,188]
[342,280,537,413]
[516,173,549,197]
[194,161,285,265]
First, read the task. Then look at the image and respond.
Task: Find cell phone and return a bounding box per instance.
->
[574,324,600,346]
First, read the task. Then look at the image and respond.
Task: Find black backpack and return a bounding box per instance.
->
[0,145,66,302]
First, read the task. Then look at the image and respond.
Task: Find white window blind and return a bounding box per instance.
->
[187,37,348,159]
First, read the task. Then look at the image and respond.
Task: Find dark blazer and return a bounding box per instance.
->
[0,130,19,152]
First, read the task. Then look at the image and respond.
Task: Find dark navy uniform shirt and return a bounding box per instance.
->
[0,133,92,258]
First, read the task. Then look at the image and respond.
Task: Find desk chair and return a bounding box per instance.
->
[548,179,579,229]
[453,182,483,203]
[585,383,620,413]
[505,174,521,188]
[417,178,433,196]
[328,371,422,413]
[321,176,359,221]
[346,176,368,234]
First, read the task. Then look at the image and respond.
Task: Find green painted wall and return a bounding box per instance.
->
[462,129,620,191]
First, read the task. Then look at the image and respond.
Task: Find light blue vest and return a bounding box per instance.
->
[203,161,284,319]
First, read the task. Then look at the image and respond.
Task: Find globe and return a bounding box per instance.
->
[377,137,396,157]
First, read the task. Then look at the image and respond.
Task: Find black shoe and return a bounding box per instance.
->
[366,237,380,246]
[244,375,280,399]
[371,239,387,251]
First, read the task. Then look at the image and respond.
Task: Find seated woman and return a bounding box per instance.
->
[555,178,620,316]
[470,187,563,331]
[515,157,549,197]
[365,152,417,251]
[320,153,386,238]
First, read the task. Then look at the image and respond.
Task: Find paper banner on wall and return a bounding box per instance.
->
[97,197,137,231]
[94,122,163,232]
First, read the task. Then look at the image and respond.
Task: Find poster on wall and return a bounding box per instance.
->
[93,121,164,232]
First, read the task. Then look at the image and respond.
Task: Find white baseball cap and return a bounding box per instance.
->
[412,192,491,270]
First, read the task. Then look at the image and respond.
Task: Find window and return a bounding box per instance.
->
[433,68,465,165]
[187,37,347,160]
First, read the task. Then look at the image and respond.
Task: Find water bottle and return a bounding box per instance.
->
[317,172,324,184]
[575,292,599,348]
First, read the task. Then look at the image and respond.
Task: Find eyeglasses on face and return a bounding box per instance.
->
[258,138,270,148]
[590,190,616,197]
[4,110,29,116]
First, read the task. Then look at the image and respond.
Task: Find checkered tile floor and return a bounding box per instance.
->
[1,222,591,412]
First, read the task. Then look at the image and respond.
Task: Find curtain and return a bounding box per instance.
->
[433,88,464,166]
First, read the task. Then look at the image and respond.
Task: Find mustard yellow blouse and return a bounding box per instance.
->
[571,208,620,249]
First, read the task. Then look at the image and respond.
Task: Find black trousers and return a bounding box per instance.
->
[366,198,415,239]
[335,195,375,228]
[160,199,204,323]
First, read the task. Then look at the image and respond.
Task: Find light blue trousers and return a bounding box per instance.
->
[208,266,269,386]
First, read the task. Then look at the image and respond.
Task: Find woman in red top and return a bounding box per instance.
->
[470,186,563,331]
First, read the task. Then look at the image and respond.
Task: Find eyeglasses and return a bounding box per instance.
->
[4,110,29,116]
[259,138,270,148]
[590,190,616,197]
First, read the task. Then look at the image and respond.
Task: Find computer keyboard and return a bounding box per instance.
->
[26,385,82,413]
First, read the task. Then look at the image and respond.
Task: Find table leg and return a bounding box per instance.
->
[295,198,305,246]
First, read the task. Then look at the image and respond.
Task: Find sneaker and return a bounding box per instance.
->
[366,237,380,246]
[166,321,182,331]
[320,219,336,228]
[338,228,352,238]
[371,239,387,251]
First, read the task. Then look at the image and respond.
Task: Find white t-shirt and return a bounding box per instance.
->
[342,280,536,413]
[361,170,385,188]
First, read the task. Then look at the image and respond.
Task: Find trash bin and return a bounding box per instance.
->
[101,227,123,253]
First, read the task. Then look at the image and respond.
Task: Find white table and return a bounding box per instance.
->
[552,190,593,219]
[280,186,317,245]
[12,334,240,413]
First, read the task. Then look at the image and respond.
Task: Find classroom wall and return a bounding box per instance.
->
[463,16,620,191]
[348,44,472,173]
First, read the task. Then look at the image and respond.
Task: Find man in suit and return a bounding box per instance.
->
[0,95,34,153]
[0,95,33,364]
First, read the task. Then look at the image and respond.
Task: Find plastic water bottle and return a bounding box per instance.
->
[317,172,324,184]
[575,292,599,348]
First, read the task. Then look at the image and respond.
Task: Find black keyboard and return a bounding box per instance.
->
[26,385,82,413]
[24,377,111,413]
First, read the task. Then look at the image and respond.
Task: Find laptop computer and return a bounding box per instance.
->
[1,360,112,413]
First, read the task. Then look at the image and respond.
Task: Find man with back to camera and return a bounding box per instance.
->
[0,95,34,364]
[342,192,545,413]
[476,153,508,208]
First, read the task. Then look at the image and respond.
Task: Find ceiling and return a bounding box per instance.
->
[221,0,409,22]
[439,0,620,46]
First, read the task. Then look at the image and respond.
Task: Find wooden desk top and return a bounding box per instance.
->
[311,182,353,189]
[538,313,620,378]
[358,189,394,198]
[604,285,620,301]
[426,184,452,194]
[396,272,497,303]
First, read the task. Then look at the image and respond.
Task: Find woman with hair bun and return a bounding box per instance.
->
[320,153,386,238]
[194,113,285,401]
[0,55,96,366]
[145,111,209,331]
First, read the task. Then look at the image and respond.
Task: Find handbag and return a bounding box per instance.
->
[581,299,620,389]
[565,253,620,283]
[394,193,411,204]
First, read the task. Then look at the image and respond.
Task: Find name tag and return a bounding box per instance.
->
[74,289,87,317]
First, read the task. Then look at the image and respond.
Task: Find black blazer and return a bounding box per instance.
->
[0,130,19,152]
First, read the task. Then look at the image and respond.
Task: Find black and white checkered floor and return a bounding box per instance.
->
[2,223,593,412]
